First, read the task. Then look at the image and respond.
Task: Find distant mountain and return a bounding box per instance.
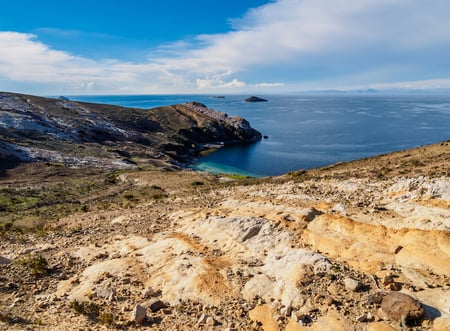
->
[0,92,261,170]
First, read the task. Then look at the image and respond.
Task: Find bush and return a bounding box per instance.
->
[15,254,48,275]
[69,300,100,319]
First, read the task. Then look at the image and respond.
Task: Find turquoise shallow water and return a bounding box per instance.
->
[70,94,450,177]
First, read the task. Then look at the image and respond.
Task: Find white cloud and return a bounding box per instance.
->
[253,83,285,87]
[1,0,450,94]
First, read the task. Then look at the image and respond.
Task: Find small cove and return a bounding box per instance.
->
[71,94,450,177]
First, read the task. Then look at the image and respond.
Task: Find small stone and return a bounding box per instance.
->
[323,295,335,306]
[314,260,331,275]
[130,304,146,324]
[96,287,115,301]
[304,207,323,222]
[388,282,402,291]
[344,277,362,292]
[332,203,347,215]
[382,274,394,285]
[280,305,292,316]
[357,314,367,322]
[197,313,209,324]
[161,309,172,315]
[206,316,216,326]
[148,299,167,312]
[141,286,157,298]
[298,314,312,326]
[393,245,403,254]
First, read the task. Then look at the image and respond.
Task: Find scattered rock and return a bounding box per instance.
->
[344,277,362,292]
[197,313,209,325]
[206,316,217,326]
[96,287,114,301]
[332,203,347,215]
[148,299,167,312]
[141,286,158,298]
[280,305,292,316]
[379,292,424,324]
[130,304,146,324]
[393,245,403,254]
[382,274,395,285]
[313,259,332,275]
[0,256,11,265]
[304,207,323,222]
[242,224,262,241]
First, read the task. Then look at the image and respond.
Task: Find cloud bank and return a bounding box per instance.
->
[1,0,450,94]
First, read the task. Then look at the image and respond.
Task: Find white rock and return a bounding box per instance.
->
[344,277,362,292]
[130,304,146,324]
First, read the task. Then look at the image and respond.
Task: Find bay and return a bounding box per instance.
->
[69,94,450,177]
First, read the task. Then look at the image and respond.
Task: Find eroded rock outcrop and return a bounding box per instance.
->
[0,142,448,330]
[0,92,261,169]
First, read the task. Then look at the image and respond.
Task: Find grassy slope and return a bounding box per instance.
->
[0,140,448,233]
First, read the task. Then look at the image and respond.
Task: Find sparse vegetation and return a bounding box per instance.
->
[98,311,114,325]
[69,300,100,319]
[14,254,48,276]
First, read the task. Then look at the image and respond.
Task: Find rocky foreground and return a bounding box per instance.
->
[0,141,449,330]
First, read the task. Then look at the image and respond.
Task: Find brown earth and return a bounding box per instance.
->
[0,141,449,330]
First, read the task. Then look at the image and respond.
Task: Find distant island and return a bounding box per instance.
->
[245,96,268,102]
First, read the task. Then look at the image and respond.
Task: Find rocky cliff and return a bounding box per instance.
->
[0,92,261,169]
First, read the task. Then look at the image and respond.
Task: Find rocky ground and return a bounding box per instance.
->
[0,141,449,330]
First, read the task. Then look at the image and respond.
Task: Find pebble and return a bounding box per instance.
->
[344,277,362,292]
[141,286,157,298]
[148,299,167,312]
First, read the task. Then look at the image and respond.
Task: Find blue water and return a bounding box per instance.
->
[69,94,450,177]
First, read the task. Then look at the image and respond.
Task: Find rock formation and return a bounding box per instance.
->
[0,92,261,170]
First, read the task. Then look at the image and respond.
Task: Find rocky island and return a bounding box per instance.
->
[0,92,449,331]
[245,96,268,102]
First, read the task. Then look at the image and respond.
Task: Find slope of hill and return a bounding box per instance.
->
[0,92,449,330]
[0,92,261,170]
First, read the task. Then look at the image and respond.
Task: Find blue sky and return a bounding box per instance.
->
[1,0,450,95]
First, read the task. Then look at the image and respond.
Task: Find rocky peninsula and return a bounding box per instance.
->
[0,92,261,170]
[0,92,449,330]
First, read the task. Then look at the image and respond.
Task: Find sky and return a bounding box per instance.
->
[1,0,450,95]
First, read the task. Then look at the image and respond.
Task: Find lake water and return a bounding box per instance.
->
[70,94,450,177]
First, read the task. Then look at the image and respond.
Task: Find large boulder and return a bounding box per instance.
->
[379,292,424,324]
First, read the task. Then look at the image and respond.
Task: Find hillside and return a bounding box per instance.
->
[0,93,449,330]
[0,92,261,170]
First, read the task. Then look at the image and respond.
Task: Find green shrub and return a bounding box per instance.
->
[15,255,48,275]
[98,312,114,325]
[69,300,100,319]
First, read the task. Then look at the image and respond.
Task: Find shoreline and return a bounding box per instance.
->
[189,139,450,178]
